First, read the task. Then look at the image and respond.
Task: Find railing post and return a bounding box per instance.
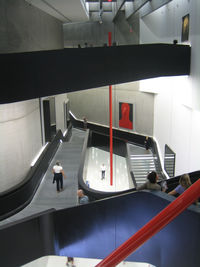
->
[108,31,113,186]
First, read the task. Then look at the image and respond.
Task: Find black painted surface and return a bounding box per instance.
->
[54,191,200,267]
[0,186,200,267]
[0,130,64,220]
[70,113,151,148]
[164,144,176,178]
[165,170,200,193]
[43,100,51,142]
[0,209,56,267]
[91,131,127,157]
[151,138,165,179]
[0,44,190,104]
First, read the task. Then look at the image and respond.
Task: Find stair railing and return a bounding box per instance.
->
[95,178,200,267]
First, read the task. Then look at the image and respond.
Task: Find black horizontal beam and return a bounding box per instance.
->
[0,43,190,104]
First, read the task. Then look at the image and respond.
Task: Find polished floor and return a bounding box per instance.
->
[84,147,134,192]
[23,255,156,267]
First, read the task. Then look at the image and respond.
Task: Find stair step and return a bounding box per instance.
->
[130,164,155,168]
[131,169,155,172]
[128,145,156,187]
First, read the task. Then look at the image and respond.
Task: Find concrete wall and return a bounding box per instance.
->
[0,0,63,53]
[68,82,154,136]
[0,0,64,192]
[140,0,200,175]
[63,21,114,47]
[0,100,42,192]
[63,10,139,47]
[64,5,150,135]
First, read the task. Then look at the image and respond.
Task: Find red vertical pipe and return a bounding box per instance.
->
[108,32,113,186]
[95,178,200,267]
[109,84,113,186]
[108,31,112,46]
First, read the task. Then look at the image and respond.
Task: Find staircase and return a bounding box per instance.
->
[128,144,156,188]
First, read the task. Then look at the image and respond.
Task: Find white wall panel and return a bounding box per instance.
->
[189,110,200,172]
[68,82,154,136]
[140,0,200,175]
[55,93,68,133]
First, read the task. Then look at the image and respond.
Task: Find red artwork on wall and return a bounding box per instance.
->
[119,102,133,130]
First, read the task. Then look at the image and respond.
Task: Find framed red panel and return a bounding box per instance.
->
[119,102,134,130]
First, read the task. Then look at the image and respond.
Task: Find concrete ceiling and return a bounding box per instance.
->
[25,0,171,24]
[25,0,90,22]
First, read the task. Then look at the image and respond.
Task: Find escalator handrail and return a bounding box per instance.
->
[95,178,200,267]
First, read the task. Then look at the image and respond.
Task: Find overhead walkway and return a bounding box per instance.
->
[0,128,86,227]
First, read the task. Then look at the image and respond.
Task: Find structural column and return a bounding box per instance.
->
[108,32,113,186]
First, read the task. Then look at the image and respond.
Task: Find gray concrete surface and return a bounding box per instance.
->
[0,128,86,227]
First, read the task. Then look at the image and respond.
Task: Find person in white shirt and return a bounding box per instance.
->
[101,163,106,180]
[52,161,66,192]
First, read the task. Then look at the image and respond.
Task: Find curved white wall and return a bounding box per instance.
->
[0,100,42,192]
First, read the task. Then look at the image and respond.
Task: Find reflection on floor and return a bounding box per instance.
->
[22,255,156,267]
[83,147,134,192]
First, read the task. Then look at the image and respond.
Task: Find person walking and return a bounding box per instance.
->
[101,163,106,180]
[52,161,66,193]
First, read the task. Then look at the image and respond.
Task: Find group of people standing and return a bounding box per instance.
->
[52,161,196,206]
[137,171,196,202]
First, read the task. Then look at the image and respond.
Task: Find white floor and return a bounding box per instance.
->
[83,147,134,192]
[22,255,156,267]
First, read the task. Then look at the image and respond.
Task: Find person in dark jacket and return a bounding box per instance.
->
[137,171,161,191]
